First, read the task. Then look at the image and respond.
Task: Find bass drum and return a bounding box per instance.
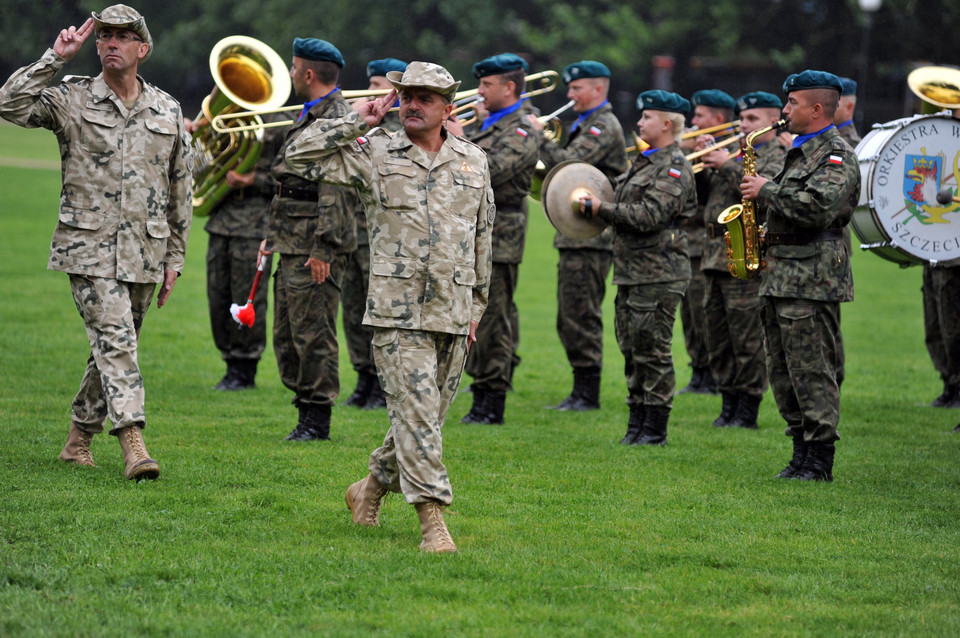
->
[853,112,960,266]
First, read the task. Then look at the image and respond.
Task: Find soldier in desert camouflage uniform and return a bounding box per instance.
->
[579,90,696,446]
[284,62,493,553]
[527,60,628,412]
[740,70,860,481]
[0,5,192,481]
[259,38,357,442]
[697,91,785,430]
[341,58,407,410]
[449,53,540,425]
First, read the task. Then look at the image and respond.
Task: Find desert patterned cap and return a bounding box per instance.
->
[91,4,152,62]
[386,61,460,102]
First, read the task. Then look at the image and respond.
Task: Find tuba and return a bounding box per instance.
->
[717,119,786,279]
[192,36,292,217]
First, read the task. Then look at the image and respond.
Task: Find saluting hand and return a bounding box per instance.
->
[53,18,94,62]
[356,89,397,128]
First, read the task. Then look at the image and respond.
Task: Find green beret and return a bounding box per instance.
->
[782,70,843,94]
[91,4,152,62]
[472,53,529,79]
[367,58,407,78]
[736,91,782,113]
[562,60,610,84]
[636,90,691,115]
[692,89,736,110]
[838,77,858,96]
[293,38,344,68]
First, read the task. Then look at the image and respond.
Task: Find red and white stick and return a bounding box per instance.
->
[230,255,265,328]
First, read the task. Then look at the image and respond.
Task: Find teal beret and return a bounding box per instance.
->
[367,58,407,78]
[782,70,842,94]
[293,38,344,68]
[562,60,610,83]
[736,91,782,113]
[692,89,736,110]
[636,90,691,115]
[472,53,529,79]
[838,77,858,96]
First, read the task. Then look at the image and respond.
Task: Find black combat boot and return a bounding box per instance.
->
[548,367,601,411]
[677,366,704,395]
[475,391,506,425]
[343,371,375,408]
[633,405,670,446]
[460,389,490,424]
[364,376,388,410]
[775,436,809,478]
[793,442,835,481]
[214,360,241,390]
[284,403,331,441]
[620,405,645,444]
[930,382,958,407]
[713,392,739,427]
[729,393,761,429]
[234,360,258,389]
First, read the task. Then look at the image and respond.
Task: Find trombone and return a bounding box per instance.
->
[681,119,741,140]
[537,100,576,141]
[687,133,744,173]
[449,70,562,128]
[211,88,394,133]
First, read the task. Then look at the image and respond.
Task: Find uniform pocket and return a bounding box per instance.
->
[371,328,403,398]
[79,108,118,154]
[379,160,418,210]
[58,208,105,230]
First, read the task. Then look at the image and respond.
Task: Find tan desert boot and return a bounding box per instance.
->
[345,473,388,526]
[117,425,160,481]
[415,501,457,554]
[59,423,97,467]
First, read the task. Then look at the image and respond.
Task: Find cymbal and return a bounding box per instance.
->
[541,160,612,240]
[908,66,960,109]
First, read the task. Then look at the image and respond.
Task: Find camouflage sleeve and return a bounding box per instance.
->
[757,144,859,230]
[597,161,692,233]
[284,110,374,191]
[0,49,68,131]
[472,166,495,324]
[164,108,194,274]
[487,126,540,190]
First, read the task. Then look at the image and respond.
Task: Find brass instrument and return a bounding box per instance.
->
[449,96,484,127]
[450,70,560,107]
[681,119,740,140]
[717,119,786,279]
[210,88,393,133]
[192,36,292,217]
[687,133,744,170]
[528,101,578,201]
[907,66,960,113]
[626,131,649,155]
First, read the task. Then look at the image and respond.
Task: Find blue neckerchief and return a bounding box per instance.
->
[837,119,853,129]
[570,100,608,133]
[298,87,341,122]
[481,100,523,131]
[642,147,659,157]
[792,123,834,148]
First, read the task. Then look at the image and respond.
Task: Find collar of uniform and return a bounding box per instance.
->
[790,124,839,160]
[388,128,469,170]
[90,73,155,111]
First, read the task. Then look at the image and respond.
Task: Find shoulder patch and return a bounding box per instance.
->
[828,154,843,165]
[668,167,682,179]
[589,126,602,136]
[515,127,528,138]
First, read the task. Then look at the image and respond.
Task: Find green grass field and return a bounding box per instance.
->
[1,121,959,637]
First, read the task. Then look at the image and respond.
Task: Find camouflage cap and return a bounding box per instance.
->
[782,70,843,94]
[386,61,460,102]
[91,4,152,62]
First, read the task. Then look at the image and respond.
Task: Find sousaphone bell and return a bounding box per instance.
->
[541,160,612,240]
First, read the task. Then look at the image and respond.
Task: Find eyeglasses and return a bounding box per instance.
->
[96,31,143,44]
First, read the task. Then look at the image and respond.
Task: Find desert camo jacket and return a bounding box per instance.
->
[469,105,540,264]
[756,126,860,302]
[283,110,494,335]
[596,141,696,288]
[0,49,192,283]
[539,102,628,251]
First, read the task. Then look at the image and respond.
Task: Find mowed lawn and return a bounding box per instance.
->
[1,121,959,637]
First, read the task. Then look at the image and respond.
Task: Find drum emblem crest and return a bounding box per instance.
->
[903,151,957,224]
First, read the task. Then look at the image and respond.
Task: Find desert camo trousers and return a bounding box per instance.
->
[368,328,468,505]
[68,274,155,435]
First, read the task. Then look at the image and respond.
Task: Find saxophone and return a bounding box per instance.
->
[718,119,786,279]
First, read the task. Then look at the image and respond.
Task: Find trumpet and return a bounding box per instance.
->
[211,88,394,133]
[687,134,744,172]
[449,96,485,127]
[681,119,741,140]
[451,69,560,107]
[538,100,576,141]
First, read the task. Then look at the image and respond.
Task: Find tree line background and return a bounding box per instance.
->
[1,0,955,135]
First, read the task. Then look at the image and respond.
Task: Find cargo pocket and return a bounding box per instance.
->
[371,328,403,399]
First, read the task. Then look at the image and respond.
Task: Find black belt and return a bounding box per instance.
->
[277,183,319,202]
[764,229,843,246]
[706,222,726,238]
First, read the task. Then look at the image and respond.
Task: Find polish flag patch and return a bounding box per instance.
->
[515,127,528,137]
[356,136,368,145]
[829,154,843,165]
[668,167,682,179]
[589,126,602,136]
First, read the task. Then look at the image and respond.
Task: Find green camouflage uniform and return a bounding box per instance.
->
[204,115,287,366]
[538,103,628,369]
[464,105,540,392]
[284,110,494,505]
[922,264,960,394]
[341,111,404,379]
[267,93,358,408]
[834,122,860,386]
[756,126,859,443]
[597,142,695,408]
[701,141,785,399]
[0,49,192,435]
